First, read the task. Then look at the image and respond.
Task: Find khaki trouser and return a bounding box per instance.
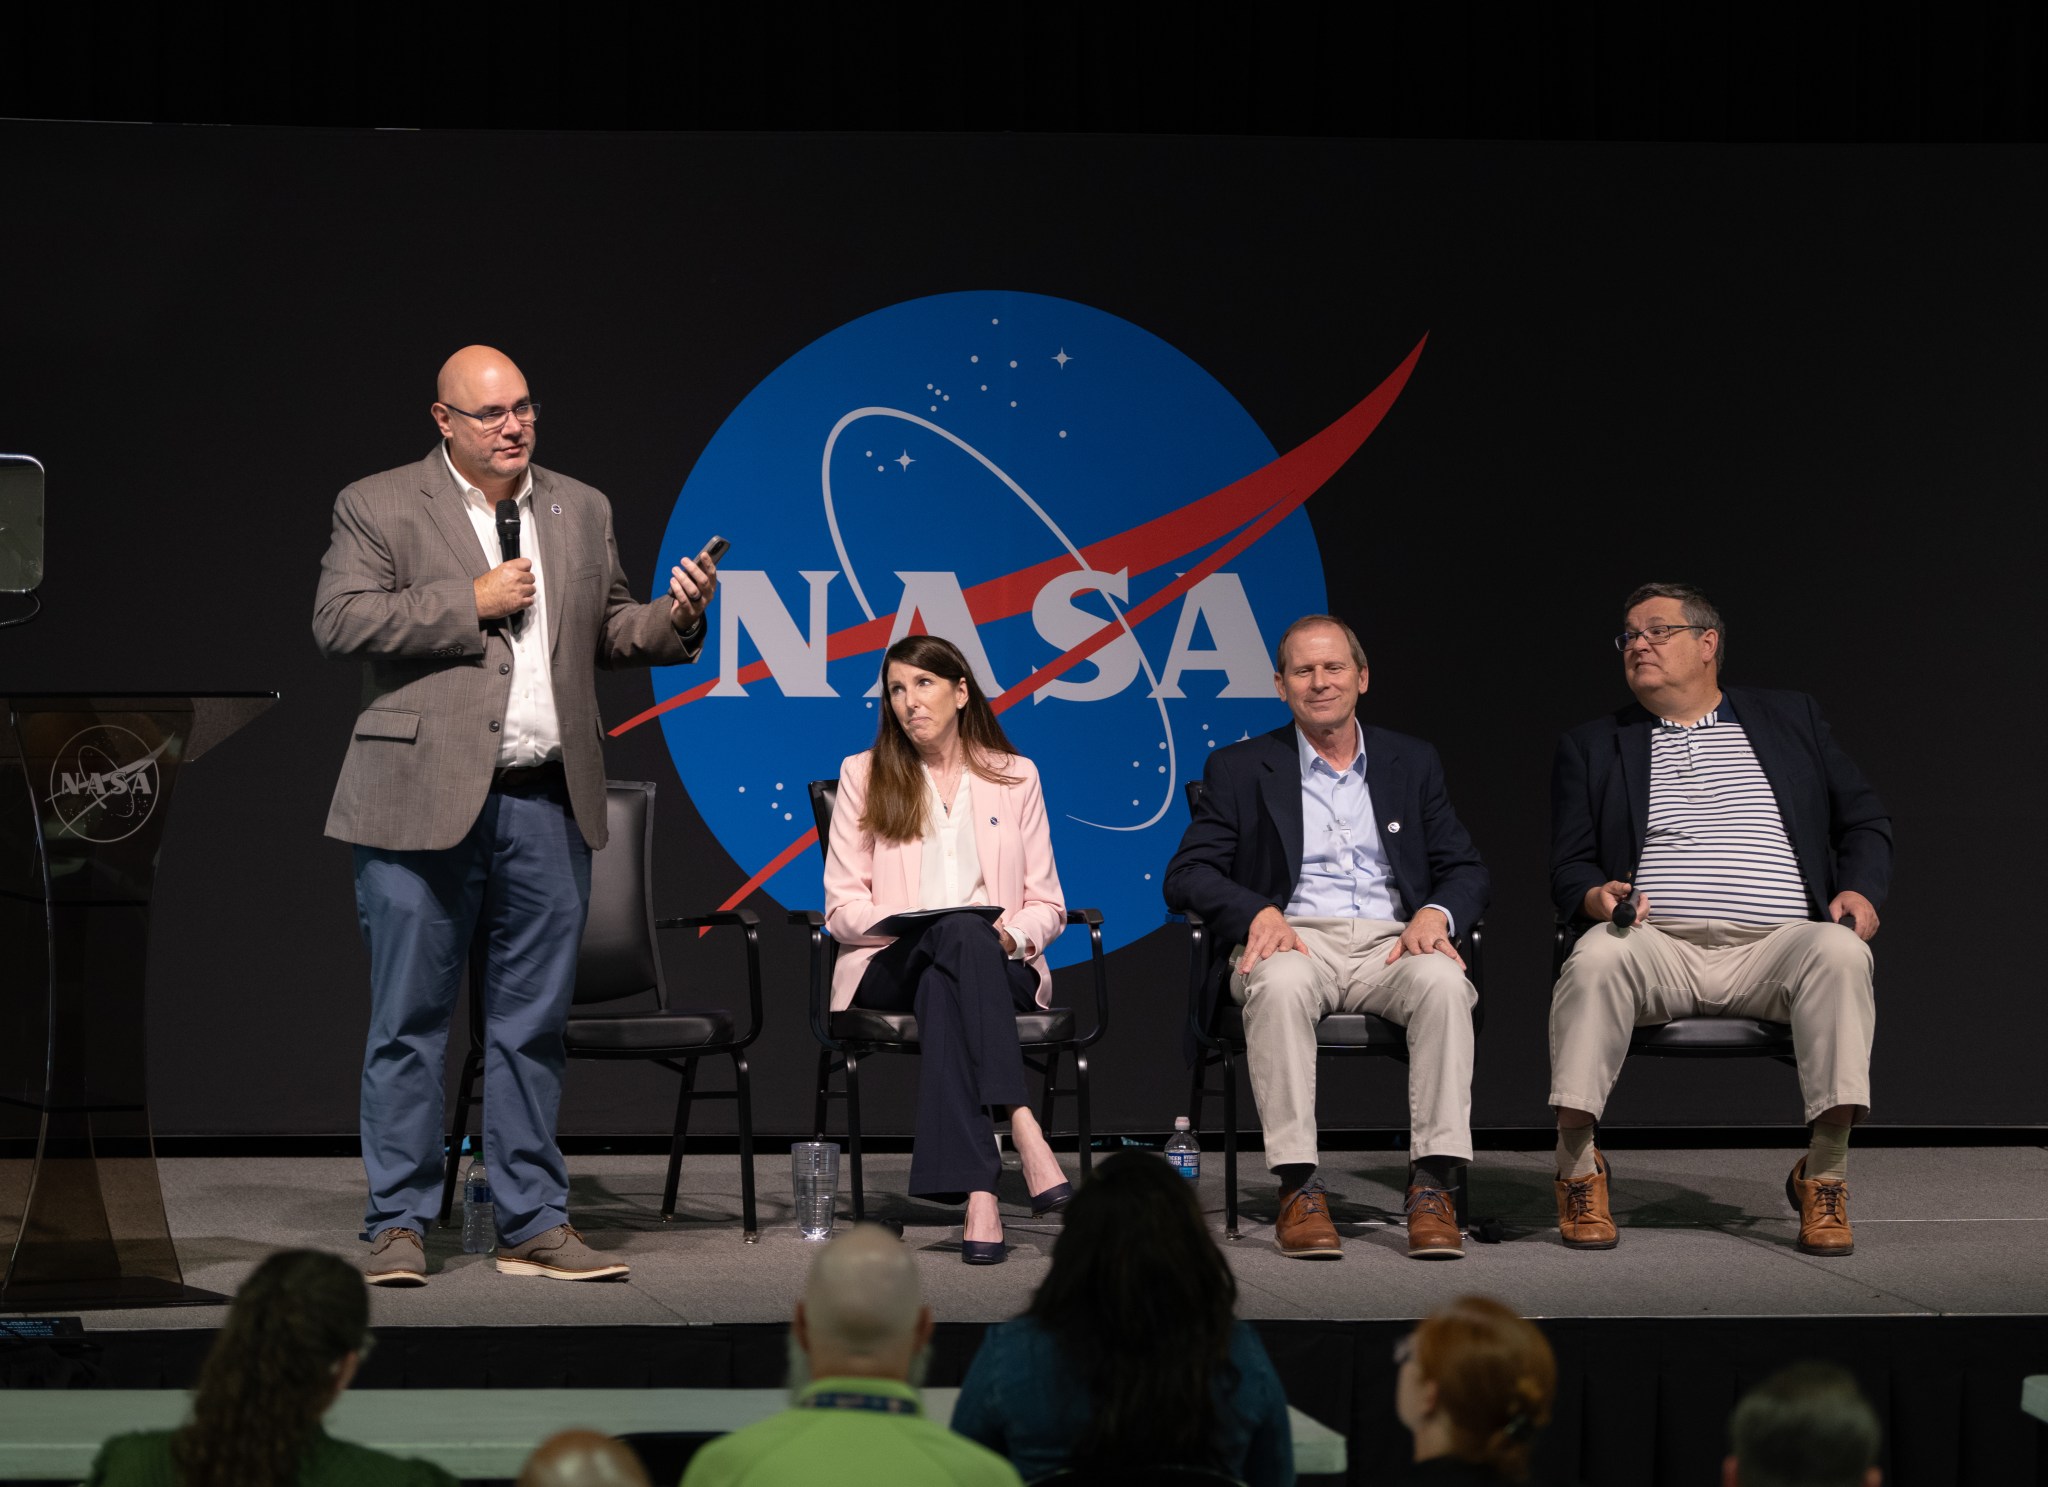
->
[1230,917,1476,1170]
[1547,918,1875,1124]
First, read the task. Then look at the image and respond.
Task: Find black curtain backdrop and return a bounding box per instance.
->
[1,123,2042,1137]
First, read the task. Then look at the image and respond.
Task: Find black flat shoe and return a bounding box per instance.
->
[960,1239,1007,1265]
[1028,1180,1075,1217]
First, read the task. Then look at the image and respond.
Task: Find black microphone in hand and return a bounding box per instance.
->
[496,499,524,630]
[1611,890,1637,929]
[1839,911,1857,934]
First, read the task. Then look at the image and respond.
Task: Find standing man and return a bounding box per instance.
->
[314,346,719,1284]
[1549,583,1890,1256]
[1163,616,1489,1261]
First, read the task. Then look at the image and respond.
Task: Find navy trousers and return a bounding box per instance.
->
[352,776,591,1246]
[853,912,1039,1201]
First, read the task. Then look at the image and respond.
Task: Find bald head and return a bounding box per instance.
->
[794,1223,931,1380]
[431,346,536,498]
[516,1430,649,1487]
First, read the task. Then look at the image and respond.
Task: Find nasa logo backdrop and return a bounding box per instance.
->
[634,289,1420,961]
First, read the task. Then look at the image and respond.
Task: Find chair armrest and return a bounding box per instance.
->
[652,908,765,1048]
[655,908,761,931]
[788,909,825,927]
[789,908,841,1048]
[1062,907,1110,1047]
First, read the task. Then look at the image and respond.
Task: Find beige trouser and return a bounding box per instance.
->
[1230,917,1476,1170]
[1548,918,1875,1124]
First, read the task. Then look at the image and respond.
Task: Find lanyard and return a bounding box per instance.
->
[801,1390,919,1416]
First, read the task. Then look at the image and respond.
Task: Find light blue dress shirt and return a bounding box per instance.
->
[1283,723,1454,934]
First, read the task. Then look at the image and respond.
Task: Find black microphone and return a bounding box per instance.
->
[496,499,520,562]
[495,499,524,630]
[1611,893,1637,929]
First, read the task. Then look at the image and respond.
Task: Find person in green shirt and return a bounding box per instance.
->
[86,1249,453,1487]
[681,1224,1021,1487]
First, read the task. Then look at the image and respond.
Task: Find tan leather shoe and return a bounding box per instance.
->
[360,1226,427,1286]
[1787,1158,1854,1256]
[1555,1150,1619,1250]
[1404,1184,1464,1260]
[1274,1180,1342,1259]
[495,1224,631,1280]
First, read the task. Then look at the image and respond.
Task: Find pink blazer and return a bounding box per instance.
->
[822,750,1067,1012]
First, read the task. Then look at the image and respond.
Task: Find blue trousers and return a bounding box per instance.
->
[352,780,591,1246]
[853,913,1038,1202]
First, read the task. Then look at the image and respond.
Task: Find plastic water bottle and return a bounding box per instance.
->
[1165,1116,1201,1183]
[462,1158,495,1253]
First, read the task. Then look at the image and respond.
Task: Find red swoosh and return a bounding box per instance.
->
[658,334,1426,915]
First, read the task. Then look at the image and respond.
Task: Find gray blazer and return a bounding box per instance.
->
[313,446,696,852]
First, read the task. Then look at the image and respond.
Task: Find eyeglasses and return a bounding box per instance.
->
[1392,1332,1416,1367]
[440,399,540,430]
[1613,623,1705,652]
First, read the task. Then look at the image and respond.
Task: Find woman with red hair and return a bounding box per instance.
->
[1392,1295,1558,1484]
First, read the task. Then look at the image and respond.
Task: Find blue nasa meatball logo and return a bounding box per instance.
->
[625,290,1423,963]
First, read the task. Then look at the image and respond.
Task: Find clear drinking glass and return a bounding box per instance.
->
[791,1141,840,1240]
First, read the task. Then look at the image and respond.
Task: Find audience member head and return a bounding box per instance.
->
[172,1249,371,1487]
[517,1429,652,1487]
[1396,1295,1556,1482]
[791,1223,933,1388]
[1028,1150,1239,1471]
[862,633,1020,841]
[1724,1362,1882,1487]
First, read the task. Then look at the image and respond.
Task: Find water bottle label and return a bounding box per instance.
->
[468,1183,493,1205]
[1168,1153,1199,1180]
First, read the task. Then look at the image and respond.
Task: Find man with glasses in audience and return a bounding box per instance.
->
[314,345,720,1284]
[1548,583,1890,1256]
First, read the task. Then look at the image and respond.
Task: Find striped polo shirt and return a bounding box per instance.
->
[1633,694,1810,925]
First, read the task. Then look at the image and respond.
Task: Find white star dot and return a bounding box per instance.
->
[737,785,746,793]
[1058,430,1067,439]
[776,783,784,790]
[876,465,885,472]
[1053,348,1072,368]
[991,318,1000,325]
[980,384,988,391]
[970,355,979,364]
[784,812,793,821]
[1009,400,1018,408]
[896,451,915,471]
[1009,360,1018,368]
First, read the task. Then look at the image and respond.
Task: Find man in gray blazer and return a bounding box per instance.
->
[314,345,718,1284]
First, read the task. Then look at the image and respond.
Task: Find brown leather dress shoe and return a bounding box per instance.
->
[1787,1157,1854,1256]
[1555,1150,1619,1250]
[1274,1180,1343,1259]
[1404,1184,1464,1259]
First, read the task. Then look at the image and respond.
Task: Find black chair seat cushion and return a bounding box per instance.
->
[565,1008,735,1053]
[1629,1016,1793,1056]
[1210,1002,1407,1051]
[829,1007,1077,1045]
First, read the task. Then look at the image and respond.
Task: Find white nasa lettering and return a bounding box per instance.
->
[1150,573,1275,699]
[711,571,839,697]
[1029,568,1141,704]
[711,567,1274,704]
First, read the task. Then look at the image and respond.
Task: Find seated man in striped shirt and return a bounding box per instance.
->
[1547,583,1892,1256]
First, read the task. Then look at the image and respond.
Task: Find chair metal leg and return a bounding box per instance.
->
[1188,1054,1208,1132]
[438,1050,483,1226]
[845,1052,865,1223]
[1036,1049,1061,1141]
[660,1057,698,1221]
[732,1051,758,1242]
[1222,1048,1240,1241]
[812,1048,835,1139]
[1073,1050,1092,1178]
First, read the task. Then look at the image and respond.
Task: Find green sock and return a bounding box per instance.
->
[1806,1121,1851,1182]
[1556,1126,1598,1179]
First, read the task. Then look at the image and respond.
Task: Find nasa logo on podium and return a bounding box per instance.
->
[621,290,1425,958]
[45,724,165,844]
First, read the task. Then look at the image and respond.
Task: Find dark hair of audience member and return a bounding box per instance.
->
[171,1249,370,1487]
[1729,1361,1881,1487]
[1027,1150,1241,1471]
[860,633,1021,843]
[1413,1295,1556,1482]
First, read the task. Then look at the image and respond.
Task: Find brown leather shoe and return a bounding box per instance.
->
[1787,1158,1854,1256]
[1404,1184,1464,1259]
[1274,1179,1342,1259]
[1555,1150,1619,1250]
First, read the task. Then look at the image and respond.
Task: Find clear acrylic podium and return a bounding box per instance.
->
[1,693,275,1309]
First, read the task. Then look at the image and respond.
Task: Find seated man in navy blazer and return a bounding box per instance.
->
[1164,615,1489,1260]
[1549,583,1891,1257]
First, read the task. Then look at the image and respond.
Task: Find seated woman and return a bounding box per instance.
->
[1390,1295,1558,1485]
[87,1248,454,1487]
[951,1150,1294,1486]
[823,633,1072,1264]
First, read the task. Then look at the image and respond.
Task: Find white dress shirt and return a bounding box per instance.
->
[446,446,561,768]
[915,766,1031,960]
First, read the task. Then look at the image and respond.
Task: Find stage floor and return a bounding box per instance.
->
[44,1145,2048,1330]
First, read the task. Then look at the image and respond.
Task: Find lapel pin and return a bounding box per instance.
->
[1386,820,1402,833]
[989,816,998,825]
[550,503,562,515]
